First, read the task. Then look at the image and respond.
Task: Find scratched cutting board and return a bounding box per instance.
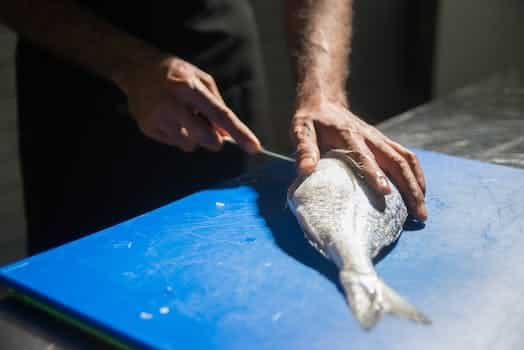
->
[1,150,524,349]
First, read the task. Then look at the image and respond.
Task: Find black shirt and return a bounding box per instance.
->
[81,1,261,89]
[16,0,267,253]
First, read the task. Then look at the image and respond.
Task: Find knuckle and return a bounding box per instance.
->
[204,73,215,84]
[291,119,313,141]
[391,154,408,169]
[170,59,189,74]
[370,128,385,138]
[398,158,409,169]
[334,120,350,133]
[402,190,418,207]
[296,141,312,154]
[350,150,366,163]
[406,151,419,164]
[410,183,424,201]
[168,63,198,88]
[398,161,411,175]
[169,63,187,79]
[292,114,308,126]
[414,192,424,204]
[291,126,304,140]
[410,193,425,209]
[296,143,317,160]
[340,129,358,144]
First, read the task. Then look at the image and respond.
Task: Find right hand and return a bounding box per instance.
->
[114,56,261,153]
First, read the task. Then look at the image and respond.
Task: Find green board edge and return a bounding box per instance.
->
[7,288,134,350]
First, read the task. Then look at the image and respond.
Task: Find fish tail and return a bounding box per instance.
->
[340,270,431,329]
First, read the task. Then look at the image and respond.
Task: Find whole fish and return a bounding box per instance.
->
[287,150,430,329]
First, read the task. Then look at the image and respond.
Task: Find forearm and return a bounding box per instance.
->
[285,0,352,107]
[0,0,163,88]
[286,1,427,220]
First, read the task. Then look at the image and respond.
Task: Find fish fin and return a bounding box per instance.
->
[340,271,431,330]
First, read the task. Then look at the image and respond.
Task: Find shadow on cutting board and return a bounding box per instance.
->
[252,179,345,296]
[222,160,416,299]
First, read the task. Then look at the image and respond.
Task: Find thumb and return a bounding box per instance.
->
[292,117,320,176]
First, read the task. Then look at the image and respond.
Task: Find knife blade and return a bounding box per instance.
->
[223,137,295,163]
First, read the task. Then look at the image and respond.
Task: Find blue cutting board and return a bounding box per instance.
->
[1,150,524,350]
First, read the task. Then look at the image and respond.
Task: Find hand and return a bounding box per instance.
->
[291,100,428,221]
[114,55,261,153]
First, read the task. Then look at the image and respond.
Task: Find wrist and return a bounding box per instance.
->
[110,47,168,95]
[295,81,349,111]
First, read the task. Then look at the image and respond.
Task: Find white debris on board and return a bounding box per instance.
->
[215,201,225,208]
[122,271,137,279]
[113,240,133,249]
[272,312,282,322]
[159,306,170,315]
[264,262,272,267]
[140,312,153,320]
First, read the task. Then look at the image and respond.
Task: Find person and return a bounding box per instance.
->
[0,1,427,254]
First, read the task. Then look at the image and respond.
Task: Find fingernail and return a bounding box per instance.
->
[298,157,316,176]
[377,172,391,193]
[419,204,428,221]
[378,174,388,187]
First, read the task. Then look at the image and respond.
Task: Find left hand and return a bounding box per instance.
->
[291,100,428,221]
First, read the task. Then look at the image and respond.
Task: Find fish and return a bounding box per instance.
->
[287,150,430,329]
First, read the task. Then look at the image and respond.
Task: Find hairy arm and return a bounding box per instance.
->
[285,0,427,220]
[0,0,260,153]
[286,0,351,108]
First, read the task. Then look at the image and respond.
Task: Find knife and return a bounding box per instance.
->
[223,136,295,163]
[116,103,292,161]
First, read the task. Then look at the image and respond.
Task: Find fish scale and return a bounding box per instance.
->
[287,150,430,329]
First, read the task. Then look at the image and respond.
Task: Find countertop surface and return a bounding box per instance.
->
[1,72,523,349]
[380,72,524,168]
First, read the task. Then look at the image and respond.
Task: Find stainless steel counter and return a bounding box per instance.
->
[380,71,524,168]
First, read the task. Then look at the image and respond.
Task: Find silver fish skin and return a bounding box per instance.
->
[287,150,430,329]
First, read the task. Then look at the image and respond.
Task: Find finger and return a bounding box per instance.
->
[170,126,198,152]
[215,126,230,138]
[339,132,391,195]
[291,116,319,176]
[197,71,226,104]
[371,142,428,221]
[134,108,198,151]
[170,79,261,154]
[143,116,197,152]
[386,140,426,195]
[191,78,260,153]
[170,104,222,151]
